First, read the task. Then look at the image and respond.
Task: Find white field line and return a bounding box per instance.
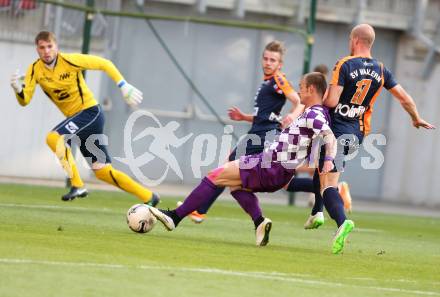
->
[345,276,417,284]
[0,258,438,296]
[0,203,114,213]
[208,217,383,232]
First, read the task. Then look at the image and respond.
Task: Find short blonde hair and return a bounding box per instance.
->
[264,40,286,61]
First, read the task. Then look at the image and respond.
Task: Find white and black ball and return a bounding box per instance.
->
[126,204,157,233]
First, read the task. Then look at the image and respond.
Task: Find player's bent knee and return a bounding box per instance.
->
[207,166,224,184]
[93,164,113,181]
[229,186,242,192]
[321,185,334,197]
[46,131,62,152]
[320,172,339,196]
[91,162,108,171]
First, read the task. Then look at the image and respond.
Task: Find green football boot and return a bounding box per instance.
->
[304,212,325,229]
[332,220,355,254]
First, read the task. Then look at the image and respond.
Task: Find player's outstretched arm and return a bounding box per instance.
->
[63,53,143,106]
[389,85,436,129]
[228,106,254,122]
[64,53,124,82]
[11,66,36,107]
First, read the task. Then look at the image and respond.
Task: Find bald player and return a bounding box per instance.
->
[309,24,435,254]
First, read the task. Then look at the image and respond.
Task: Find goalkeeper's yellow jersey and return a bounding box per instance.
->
[16,53,124,117]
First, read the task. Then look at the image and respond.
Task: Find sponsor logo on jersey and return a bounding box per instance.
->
[334,103,366,118]
[59,72,70,80]
[349,68,381,83]
[65,121,79,133]
[41,76,54,83]
[269,112,282,122]
[53,89,70,100]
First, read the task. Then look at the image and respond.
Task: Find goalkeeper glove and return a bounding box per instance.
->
[10,69,24,93]
[118,80,143,106]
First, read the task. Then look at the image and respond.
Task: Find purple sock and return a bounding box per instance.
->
[176,177,218,218]
[230,190,263,224]
[197,186,225,214]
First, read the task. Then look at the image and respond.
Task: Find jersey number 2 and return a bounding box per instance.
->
[350,79,372,105]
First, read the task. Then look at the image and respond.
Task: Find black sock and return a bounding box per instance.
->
[285,177,314,192]
[322,187,346,227]
[253,216,264,229]
[311,170,324,215]
[165,209,182,227]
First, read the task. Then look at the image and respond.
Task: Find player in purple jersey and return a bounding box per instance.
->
[287,63,353,216]
[310,24,435,254]
[149,72,337,246]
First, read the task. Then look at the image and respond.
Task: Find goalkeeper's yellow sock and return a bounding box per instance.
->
[94,164,153,203]
[46,131,84,188]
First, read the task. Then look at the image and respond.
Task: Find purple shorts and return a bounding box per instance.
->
[239,153,295,193]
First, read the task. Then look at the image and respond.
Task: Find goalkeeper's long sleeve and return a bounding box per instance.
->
[61,53,125,84]
[15,62,37,106]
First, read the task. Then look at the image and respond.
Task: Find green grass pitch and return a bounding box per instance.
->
[0,183,439,297]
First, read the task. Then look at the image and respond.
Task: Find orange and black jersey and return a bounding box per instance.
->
[248,72,294,134]
[330,56,397,137]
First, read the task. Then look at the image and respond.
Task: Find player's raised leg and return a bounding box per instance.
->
[150,159,272,245]
[150,160,243,230]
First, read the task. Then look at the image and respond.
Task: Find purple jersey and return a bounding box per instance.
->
[266,104,331,167]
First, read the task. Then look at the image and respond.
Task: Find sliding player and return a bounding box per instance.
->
[150,72,337,247]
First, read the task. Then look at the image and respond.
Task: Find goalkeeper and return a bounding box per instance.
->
[10,31,160,205]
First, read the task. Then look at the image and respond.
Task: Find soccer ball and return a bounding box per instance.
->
[126,204,157,233]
